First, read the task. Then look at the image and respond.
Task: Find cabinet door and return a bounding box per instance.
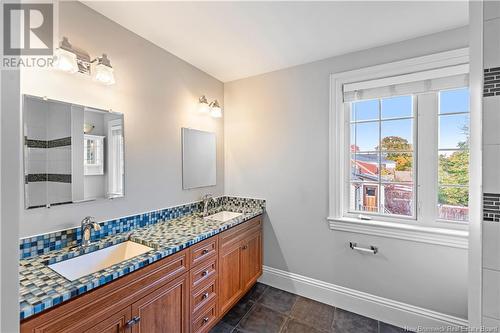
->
[241,230,262,291]
[84,307,132,333]
[131,274,189,333]
[218,240,243,315]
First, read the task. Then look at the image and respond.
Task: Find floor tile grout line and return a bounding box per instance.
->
[278,316,290,333]
[233,299,258,332]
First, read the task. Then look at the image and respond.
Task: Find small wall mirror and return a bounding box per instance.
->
[182,128,216,189]
[23,95,125,209]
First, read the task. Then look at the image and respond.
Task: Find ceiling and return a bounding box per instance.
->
[84,1,468,82]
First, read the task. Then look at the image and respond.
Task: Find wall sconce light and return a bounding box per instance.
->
[209,100,222,118]
[52,37,115,86]
[52,37,78,74]
[198,95,210,114]
[92,54,115,86]
[197,96,223,118]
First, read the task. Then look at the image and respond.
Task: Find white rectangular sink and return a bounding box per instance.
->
[49,241,153,281]
[204,211,242,222]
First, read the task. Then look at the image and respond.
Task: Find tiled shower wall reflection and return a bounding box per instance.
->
[24,97,72,209]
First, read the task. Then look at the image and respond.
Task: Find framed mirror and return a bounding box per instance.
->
[23,95,125,209]
[182,128,216,189]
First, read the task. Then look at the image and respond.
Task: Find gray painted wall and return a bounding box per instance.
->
[20,2,225,237]
[224,27,469,318]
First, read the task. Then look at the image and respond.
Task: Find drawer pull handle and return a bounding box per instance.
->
[349,242,378,254]
[126,316,141,327]
[201,270,209,277]
[202,317,209,324]
[202,292,209,299]
[201,249,209,255]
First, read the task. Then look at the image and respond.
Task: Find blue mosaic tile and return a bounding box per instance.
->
[19,196,265,320]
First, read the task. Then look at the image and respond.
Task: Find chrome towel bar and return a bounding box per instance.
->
[349,242,378,254]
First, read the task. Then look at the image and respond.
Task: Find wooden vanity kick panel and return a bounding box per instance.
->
[190,236,218,267]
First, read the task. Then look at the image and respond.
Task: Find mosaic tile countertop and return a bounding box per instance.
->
[19,206,264,320]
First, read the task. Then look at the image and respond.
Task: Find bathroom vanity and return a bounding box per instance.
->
[20,213,263,333]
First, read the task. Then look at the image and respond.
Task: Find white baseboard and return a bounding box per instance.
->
[259,266,468,330]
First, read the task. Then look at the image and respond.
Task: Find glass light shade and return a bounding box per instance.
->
[93,63,115,85]
[210,105,222,118]
[198,103,210,114]
[198,96,210,113]
[52,48,78,73]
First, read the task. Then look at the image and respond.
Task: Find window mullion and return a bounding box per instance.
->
[416,93,439,225]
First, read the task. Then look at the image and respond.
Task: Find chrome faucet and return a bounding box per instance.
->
[80,216,101,248]
[201,194,216,216]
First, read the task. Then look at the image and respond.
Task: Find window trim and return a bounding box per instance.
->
[328,48,470,246]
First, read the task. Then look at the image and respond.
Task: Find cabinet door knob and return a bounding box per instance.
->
[201,270,209,277]
[201,249,209,255]
[202,317,209,324]
[202,292,209,299]
[242,245,248,250]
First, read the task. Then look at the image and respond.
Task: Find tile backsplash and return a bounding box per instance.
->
[484,67,500,97]
[484,193,500,222]
[19,196,265,259]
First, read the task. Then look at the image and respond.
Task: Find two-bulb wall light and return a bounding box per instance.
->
[52,37,116,85]
[198,95,222,118]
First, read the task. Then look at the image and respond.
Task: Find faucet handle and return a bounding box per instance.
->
[92,222,101,231]
[201,194,213,200]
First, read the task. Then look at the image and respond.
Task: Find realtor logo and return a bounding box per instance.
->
[3,3,53,56]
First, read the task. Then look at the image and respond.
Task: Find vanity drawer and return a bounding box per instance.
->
[190,236,218,267]
[220,216,262,247]
[190,257,217,289]
[191,277,217,316]
[191,300,217,333]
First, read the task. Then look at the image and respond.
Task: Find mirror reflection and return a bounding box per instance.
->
[23,95,125,209]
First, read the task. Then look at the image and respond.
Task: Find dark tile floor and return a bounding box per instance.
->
[210,283,410,333]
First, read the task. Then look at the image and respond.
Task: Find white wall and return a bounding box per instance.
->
[20,1,225,237]
[1,66,21,333]
[224,27,469,322]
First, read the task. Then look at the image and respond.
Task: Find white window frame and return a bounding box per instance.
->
[328,48,470,248]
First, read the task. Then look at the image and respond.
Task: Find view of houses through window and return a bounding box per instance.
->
[349,88,469,222]
[350,96,415,218]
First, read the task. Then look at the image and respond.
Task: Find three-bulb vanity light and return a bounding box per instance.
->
[52,37,116,85]
[198,95,222,118]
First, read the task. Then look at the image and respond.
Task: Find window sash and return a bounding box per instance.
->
[345,96,418,220]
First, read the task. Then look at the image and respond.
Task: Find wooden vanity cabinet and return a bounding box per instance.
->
[84,307,131,333]
[20,215,263,333]
[218,217,262,318]
[130,274,190,333]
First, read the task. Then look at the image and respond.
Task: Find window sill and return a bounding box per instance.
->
[327,216,468,249]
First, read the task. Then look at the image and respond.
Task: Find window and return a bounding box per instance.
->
[438,88,470,222]
[330,49,470,232]
[350,96,415,218]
